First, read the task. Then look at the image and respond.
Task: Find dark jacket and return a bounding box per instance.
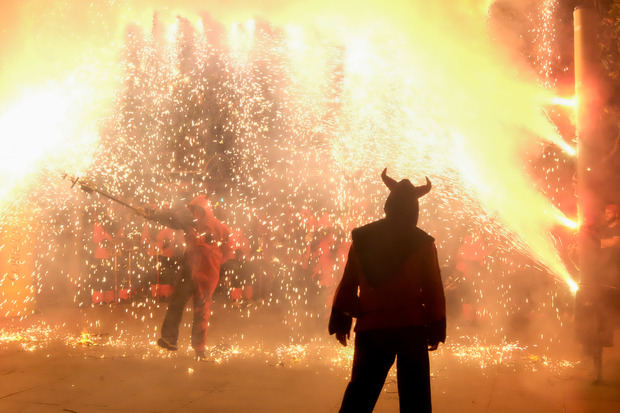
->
[329,219,446,344]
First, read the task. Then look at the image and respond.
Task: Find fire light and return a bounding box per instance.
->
[166,20,179,43]
[556,214,579,230]
[0,75,100,210]
[557,140,577,156]
[0,1,586,361]
[567,279,579,294]
[551,96,577,109]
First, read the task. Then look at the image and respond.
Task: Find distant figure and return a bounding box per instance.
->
[599,204,620,281]
[576,203,620,383]
[91,206,124,305]
[143,194,232,359]
[329,169,446,413]
[596,204,620,378]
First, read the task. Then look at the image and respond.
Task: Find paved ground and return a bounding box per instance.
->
[0,306,619,412]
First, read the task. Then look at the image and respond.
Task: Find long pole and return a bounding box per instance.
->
[574,6,603,287]
[63,174,147,218]
[574,5,605,381]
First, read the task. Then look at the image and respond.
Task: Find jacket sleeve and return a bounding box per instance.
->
[151,208,194,231]
[328,245,361,336]
[218,222,234,262]
[422,242,446,344]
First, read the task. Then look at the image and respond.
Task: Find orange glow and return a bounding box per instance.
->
[0,0,579,296]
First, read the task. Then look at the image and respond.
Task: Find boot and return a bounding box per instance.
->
[157,337,178,351]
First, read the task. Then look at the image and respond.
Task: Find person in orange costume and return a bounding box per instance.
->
[143,194,232,359]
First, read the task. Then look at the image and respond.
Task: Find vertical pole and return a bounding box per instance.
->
[574,6,603,286]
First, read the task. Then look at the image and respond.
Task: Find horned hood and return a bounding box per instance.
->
[188,195,216,228]
[381,168,431,226]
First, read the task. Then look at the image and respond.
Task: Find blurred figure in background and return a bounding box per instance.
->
[599,203,620,280]
[143,194,232,360]
[91,205,124,305]
[576,203,620,383]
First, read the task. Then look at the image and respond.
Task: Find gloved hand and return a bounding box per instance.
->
[79,180,94,194]
[427,340,439,351]
[426,318,446,351]
[135,206,155,219]
[336,332,349,347]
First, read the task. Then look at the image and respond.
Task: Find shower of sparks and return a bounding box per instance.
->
[0,1,582,357]
[0,318,580,375]
[532,0,559,87]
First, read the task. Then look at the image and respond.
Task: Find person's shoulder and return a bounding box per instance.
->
[413,227,435,244]
[351,220,436,246]
[352,219,384,234]
[215,218,232,236]
[351,219,387,243]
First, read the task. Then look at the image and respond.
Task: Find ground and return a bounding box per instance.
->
[1,304,620,412]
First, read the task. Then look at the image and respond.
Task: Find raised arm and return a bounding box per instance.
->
[601,235,620,249]
[146,207,194,232]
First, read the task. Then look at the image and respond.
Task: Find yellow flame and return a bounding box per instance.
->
[556,140,577,156]
[551,96,576,108]
[567,279,579,294]
[556,214,579,230]
[0,74,102,209]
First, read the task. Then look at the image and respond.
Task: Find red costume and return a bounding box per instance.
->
[185,195,233,302]
[329,169,446,413]
[93,222,115,259]
[154,195,232,356]
[311,231,337,288]
[92,216,124,304]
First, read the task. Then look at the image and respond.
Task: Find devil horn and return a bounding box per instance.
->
[415,176,432,198]
[381,168,398,190]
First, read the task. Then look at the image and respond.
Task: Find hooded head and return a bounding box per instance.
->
[605,203,620,226]
[188,194,215,228]
[381,168,431,226]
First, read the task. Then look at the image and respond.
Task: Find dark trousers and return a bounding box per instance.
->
[160,262,214,351]
[340,326,431,413]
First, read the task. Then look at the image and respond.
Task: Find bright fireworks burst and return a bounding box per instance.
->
[0,0,582,357]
